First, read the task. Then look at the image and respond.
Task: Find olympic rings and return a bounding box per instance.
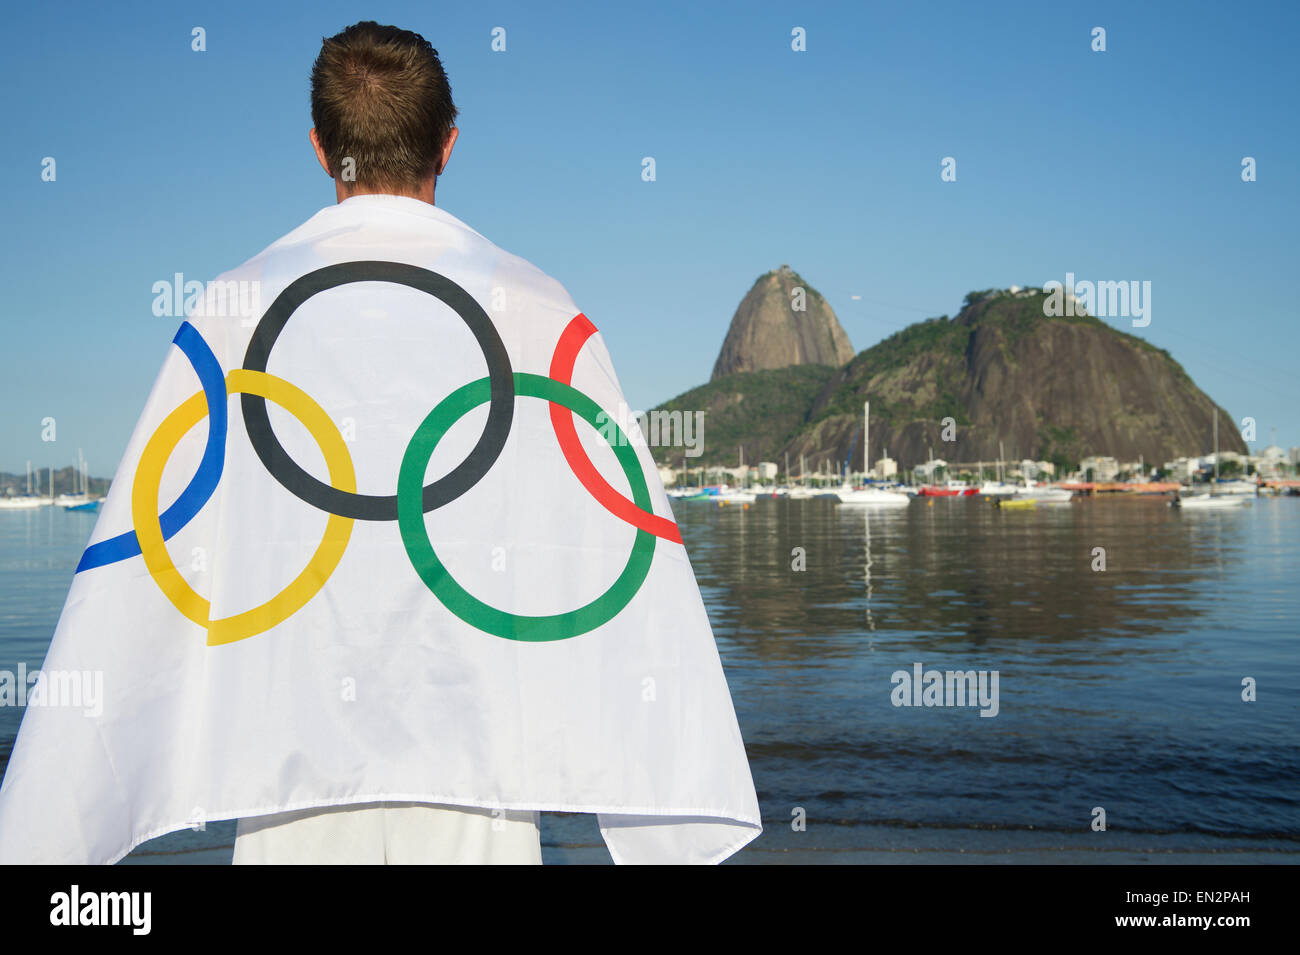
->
[131,368,356,646]
[85,262,683,645]
[397,373,655,642]
[241,262,514,521]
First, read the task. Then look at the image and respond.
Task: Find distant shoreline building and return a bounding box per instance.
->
[872,454,898,481]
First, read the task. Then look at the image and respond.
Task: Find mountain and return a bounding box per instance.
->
[651,365,837,470]
[0,467,110,498]
[654,287,1246,473]
[710,265,855,380]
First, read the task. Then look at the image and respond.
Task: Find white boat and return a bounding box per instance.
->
[715,491,758,504]
[714,446,757,503]
[832,400,909,507]
[57,450,95,509]
[1175,493,1249,510]
[0,496,46,510]
[0,460,49,509]
[831,485,911,507]
[1014,485,1073,503]
[978,481,1018,497]
[1171,410,1249,510]
[714,487,757,504]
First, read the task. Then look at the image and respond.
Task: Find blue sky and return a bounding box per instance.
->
[2,0,1297,478]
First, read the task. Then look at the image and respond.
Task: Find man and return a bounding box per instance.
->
[0,21,760,865]
[230,20,540,867]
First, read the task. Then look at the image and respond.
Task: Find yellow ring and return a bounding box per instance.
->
[132,368,356,645]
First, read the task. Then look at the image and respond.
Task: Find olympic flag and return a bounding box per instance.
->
[0,195,762,864]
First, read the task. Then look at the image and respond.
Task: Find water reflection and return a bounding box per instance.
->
[676,494,1299,851]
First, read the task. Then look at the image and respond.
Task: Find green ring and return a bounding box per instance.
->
[398,372,655,641]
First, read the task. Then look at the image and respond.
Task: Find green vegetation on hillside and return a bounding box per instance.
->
[806,315,971,427]
[650,364,836,466]
[1036,425,1082,477]
[651,285,1239,473]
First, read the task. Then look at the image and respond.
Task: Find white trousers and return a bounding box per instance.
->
[232,801,542,864]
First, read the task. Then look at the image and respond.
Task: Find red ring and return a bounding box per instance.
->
[548,314,683,545]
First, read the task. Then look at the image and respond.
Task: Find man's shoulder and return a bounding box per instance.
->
[222,199,577,312]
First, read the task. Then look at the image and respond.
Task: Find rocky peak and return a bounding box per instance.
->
[710,267,855,380]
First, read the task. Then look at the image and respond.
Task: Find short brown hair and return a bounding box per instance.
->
[310,21,458,193]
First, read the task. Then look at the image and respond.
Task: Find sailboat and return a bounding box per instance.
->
[714,446,757,504]
[787,453,815,499]
[0,460,50,510]
[979,441,1017,497]
[1173,409,1248,509]
[831,402,910,507]
[57,449,100,510]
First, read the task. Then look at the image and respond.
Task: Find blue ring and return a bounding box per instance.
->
[76,321,226,572]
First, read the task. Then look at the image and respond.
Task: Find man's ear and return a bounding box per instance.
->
[436,127,459,176]
[309,128,333,178]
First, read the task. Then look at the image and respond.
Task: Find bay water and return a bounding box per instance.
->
[1,495,1296,863]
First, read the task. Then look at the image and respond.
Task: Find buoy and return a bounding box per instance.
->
[743,503,749,510]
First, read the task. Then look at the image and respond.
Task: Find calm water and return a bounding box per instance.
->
[2,496,1297,863]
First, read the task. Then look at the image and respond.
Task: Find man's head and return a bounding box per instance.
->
[309,21,459,202]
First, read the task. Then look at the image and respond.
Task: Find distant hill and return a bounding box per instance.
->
[654,287,1246,473]
[710,265,854,380]
[652,364,837,469]
[0,466,110,498]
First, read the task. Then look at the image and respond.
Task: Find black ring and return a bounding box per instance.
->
[240,261,514,521]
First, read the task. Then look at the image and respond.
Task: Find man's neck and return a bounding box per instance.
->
[335,181,437,206]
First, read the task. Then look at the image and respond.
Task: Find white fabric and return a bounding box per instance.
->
[232,801,542,864]
[0,194,761,864]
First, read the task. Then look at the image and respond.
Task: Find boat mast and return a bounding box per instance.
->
[863,401,870,484]
[1212,408,1219,496]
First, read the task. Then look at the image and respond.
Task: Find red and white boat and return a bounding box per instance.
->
[917,481,978,497]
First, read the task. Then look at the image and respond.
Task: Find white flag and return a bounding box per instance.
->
[0,195,761,864]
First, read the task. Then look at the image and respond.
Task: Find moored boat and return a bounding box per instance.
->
[1170,410,1249,510]
[918,484,977,497]
[0,496,47,510]
[831,485,911,507]
[1014,486,1073,504]
[978,481,1017,497]
[1173,493,1249,509]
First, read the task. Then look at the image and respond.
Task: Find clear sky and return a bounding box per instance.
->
[2,0,1297,479]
